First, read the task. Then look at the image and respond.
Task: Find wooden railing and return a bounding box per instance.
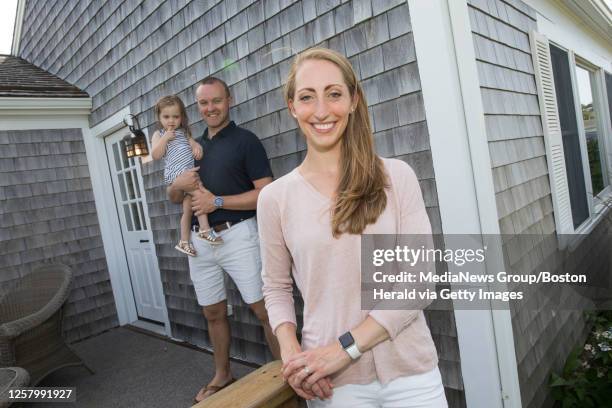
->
[192,360,301,408]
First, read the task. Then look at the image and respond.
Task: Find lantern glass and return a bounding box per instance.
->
[123,135,135,158]
[134,139,148,157]
[122,116,149,158]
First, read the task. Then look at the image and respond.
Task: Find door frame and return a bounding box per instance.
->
[88,107,171,337]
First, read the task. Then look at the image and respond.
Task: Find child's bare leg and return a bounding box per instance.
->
[197,213,211,231]
[180,196,193,242]
[175,196,197,256]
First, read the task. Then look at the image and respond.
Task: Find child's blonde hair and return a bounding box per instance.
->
[154,95,192,138]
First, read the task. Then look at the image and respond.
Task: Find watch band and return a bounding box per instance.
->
[338,331,362,360]
[345,342,362,360]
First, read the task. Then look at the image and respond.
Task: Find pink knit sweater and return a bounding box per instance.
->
[257,158,438,387]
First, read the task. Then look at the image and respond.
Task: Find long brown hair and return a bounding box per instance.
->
[154,95,192,138]
[283,47,388,237]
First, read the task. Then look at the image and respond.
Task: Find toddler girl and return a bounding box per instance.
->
[151,95,223,256]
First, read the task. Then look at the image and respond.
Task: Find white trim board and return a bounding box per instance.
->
[523,0,612,70]
[409,0,521,407]
[445,2,522,405]
[0,97,92,116]
[11,0,25,55]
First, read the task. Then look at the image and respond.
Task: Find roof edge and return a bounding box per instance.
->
[11,0,26,56]
[559,0,612,44]
[0,97,93,116]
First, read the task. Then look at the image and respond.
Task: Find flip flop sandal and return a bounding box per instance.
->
[175,240,196,256]
[194,378,236,403]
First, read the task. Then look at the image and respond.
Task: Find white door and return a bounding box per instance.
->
[105,130,166,323]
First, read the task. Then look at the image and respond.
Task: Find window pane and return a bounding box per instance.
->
[575,65,605,196]
[119,140,130,169]
[112,143,122,171]
[132,169,141,198]
[138,201,147,230]
[132,203,142,230]
[123,204,133,231]
[549,45,588,227]
[117,172,127,202]
[124,170,136,200]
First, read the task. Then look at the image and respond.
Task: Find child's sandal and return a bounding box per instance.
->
[197,229,224,245]
[175,240,197,256]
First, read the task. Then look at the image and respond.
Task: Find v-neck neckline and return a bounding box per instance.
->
[294,167,334,203]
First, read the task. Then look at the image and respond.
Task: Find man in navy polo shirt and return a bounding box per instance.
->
[168,77,280,402]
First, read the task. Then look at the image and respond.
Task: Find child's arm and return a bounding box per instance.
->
[151,130,174,160]
[189,138,203,160]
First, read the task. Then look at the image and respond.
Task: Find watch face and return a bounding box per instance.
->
[339,332,354,348]
[214,197,223,207]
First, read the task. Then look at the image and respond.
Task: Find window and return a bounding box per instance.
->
[574,65,607,197]
[530,31,612,235]
[549,45,588,228]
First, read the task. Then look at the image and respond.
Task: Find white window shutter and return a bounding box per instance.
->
[529,30,574,236]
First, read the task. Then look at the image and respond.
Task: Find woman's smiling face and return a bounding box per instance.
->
[289,59,356,153]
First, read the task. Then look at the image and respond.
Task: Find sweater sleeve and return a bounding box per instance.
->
[368,160,434,339]
[257,185,297,335]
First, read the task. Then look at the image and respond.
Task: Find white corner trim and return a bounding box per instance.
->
[444,2,521,403]
[447,0,522,405]
[11,0,25,55]
[409,0,521,407]
[0,97,93,116]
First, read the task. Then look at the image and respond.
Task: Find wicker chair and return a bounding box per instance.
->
[0,367,30,408]
[0,264,91,385]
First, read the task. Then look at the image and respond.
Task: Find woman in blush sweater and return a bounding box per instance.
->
[256,48,447,407]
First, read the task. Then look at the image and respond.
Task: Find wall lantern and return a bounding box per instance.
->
[122,114,149,158]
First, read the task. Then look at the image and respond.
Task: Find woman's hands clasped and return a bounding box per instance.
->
[281,342,352,401]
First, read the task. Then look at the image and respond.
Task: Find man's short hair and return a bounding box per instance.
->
[199,76,231,97]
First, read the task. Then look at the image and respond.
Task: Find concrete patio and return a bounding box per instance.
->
[21,326,257,408]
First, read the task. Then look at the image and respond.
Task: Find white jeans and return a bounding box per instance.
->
[307,367,447,408]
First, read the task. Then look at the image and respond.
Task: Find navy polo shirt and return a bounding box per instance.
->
[192,121,273,227]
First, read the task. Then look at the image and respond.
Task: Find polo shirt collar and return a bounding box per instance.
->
[203,120,236,140]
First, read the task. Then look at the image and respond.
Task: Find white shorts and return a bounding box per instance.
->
[188,217,264,306]
[307,367,447,408]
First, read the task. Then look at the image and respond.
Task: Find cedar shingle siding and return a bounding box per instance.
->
[18,1,462,405]
[0,128,117,343]
[466,0,602,407]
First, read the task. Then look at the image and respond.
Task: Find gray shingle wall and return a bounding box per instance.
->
[467,1,592,407]
[0,128,118,343]
[18,2,462,404]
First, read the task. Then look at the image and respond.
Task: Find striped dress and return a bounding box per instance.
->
[162,128,195,185]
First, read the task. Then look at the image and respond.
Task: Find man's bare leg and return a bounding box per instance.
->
[195,300,234,401]
[249,299,281,360]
